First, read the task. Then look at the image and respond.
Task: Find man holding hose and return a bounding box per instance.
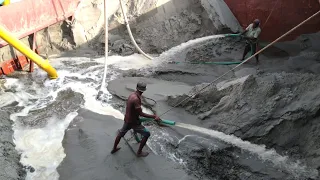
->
[111,81,161,157]
[241,19,261,64]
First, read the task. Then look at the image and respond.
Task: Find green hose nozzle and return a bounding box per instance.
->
[159,119,176,126]
[225,34,241,37]
[139,117,176,126]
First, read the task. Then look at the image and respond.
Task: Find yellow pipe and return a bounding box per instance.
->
[0,25,58,79]
[3,0,10,5]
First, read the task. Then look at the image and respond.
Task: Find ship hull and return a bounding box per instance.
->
[0,0,80,47]
[224,0,320,41]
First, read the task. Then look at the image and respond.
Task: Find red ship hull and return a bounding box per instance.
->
[0,0,80,47]
[224,0,320,41]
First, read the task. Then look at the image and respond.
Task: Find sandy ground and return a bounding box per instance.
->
[106,77,317,179]
[0,110,26,180]
[104,32,320,179]
[57,109,194,180]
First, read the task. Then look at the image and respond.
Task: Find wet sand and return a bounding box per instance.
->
[106,77,313,179]
[57,108,193,180]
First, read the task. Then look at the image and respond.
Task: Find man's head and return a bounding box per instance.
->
[136,81,147,93]
[253,19,260,28]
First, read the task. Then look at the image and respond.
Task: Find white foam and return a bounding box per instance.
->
[0,92,17,108]
[94,53,156,70]
[13,112,78,180]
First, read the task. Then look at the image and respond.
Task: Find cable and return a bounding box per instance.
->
[261,0,280,30]
[97,0,109,98]
[118,0,153,60]
[158,10,320,117]
[98,0,152,99]
[144,97,157,105]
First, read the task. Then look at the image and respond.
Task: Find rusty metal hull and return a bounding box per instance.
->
[0,0,80,47]
[224,0,320,41]
[0,0,80,77]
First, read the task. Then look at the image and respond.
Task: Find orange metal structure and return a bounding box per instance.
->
[0,0,80,76]
[0,0,80,47]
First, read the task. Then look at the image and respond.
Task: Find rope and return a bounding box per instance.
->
[261,0,280,30]
[253,0,279,54]
[158,10,320,117]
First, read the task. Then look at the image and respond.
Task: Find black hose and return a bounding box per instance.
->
[143,97,157,105]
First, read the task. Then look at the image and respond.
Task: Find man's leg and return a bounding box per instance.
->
[111,123,130,154]
[242,43,251,61]
[134,125,151,157]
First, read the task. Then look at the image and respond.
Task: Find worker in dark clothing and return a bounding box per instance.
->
[111,81,160,157]
[241,19,261,64]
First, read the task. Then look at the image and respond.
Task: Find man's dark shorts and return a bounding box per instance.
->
[118,122,150,138]
[245,42,257,54]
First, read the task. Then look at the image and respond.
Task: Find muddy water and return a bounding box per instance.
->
[0,54,154,180]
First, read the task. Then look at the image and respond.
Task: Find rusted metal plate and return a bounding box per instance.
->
[0,0,81,47]
[0,54,32,74]
[16,55,29,69]
[224,0,320,41]
[0,59,17,74]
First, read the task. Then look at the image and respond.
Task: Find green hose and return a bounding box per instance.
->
[224,34,241,37]
[133,117,176,143]
[139,117,176,125]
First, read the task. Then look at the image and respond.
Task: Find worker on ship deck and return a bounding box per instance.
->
[111,81,161,157]
[241,19,261,64]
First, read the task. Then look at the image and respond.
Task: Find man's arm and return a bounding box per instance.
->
[137,108,156,118]
[246,28,261,43]
[240,24,251,35]
[134,98,160,120]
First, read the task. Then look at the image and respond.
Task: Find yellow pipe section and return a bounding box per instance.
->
[0,25,58,79]
[3,0,10,5]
